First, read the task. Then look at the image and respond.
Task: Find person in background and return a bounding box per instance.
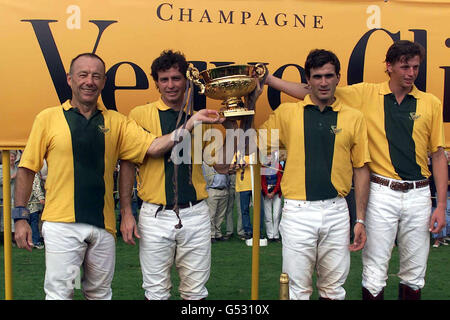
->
[261,152,283,242]
[203,161,230,242]
[26,172,45,249]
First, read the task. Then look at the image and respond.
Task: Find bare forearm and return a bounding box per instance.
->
[353,164,370,220]
[431,148,448,209]
[265,74,310,100]
[119,161,136,214]
[146,133,176,158]
[146,115,199,158]
[14,167,36,207]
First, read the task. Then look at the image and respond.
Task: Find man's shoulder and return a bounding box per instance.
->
[34,105,65,121]
[129,101,159,116]
[338,102,365,117]
[413,87,442,105]
[274,101,303,114]
[101,109,132,128]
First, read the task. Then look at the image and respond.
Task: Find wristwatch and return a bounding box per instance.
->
[12,206,30,222]
[355,219,365,226]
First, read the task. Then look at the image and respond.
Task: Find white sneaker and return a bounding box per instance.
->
[33,243,44,250]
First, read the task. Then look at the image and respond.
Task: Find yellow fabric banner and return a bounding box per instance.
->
[0,0,449,148]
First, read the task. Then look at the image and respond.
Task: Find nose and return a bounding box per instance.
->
[85,74,95,86]
[406,67,415,76]
[167,78,175,88]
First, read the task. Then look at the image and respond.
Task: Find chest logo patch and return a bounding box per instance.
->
[98,125,110,134]
[330,125,342,135]
[409,112,421,121]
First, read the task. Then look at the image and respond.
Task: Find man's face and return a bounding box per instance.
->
[67,56,106,108]
[156,66,187,109]
[10,153,15,166]
[307,62,340,107]
[387,55,420,90]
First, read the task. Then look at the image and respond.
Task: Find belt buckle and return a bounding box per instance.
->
[392,181,412,192]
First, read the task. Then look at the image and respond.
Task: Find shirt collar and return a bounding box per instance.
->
[379,80,422,99]
[62,99,107,112]
[303,94,342,112]
[156,97,179,111]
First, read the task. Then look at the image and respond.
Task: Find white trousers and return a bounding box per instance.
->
[263,194,282,239]
[280,197,350,300]
[42,221,115,300]
[138,200,211,300]
[362,177,431,296]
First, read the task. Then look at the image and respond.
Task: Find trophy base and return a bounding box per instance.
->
[221,108,255,118]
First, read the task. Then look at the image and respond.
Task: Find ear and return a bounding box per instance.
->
[386,62,393,74]
[336,73,341,85]
[67,73,72,87]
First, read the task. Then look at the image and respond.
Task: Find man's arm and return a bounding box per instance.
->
[14,167,36,252]
[146,109,223,158]
[349,164,370,252]
[430,147,447,233]
[119,160,140,245]
[265,74,310,100]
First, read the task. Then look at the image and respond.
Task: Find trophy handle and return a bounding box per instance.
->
[253,63,266,79]
[186,65,205,94]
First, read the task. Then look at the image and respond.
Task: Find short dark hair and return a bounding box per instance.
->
[304,49,340,78]
[385,40,425,64]
[151,50,188,82]
[69,52,106,74]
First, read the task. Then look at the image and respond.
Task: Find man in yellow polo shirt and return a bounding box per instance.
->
[13,52,221,300]
[259,49,371,300]
[13,53,155,300]
[119,50,227,300]
[265,40,447,300]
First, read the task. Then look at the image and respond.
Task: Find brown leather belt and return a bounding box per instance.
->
[370,175,429,191]
[161,199,203,211]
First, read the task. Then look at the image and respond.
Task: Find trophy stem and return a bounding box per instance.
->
[223,97,244,109]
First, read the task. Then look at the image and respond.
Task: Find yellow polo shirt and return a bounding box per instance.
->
[336,81,445,180]
[259,95,370,201]
[128,99,211,205]
[19,100,155,235]
[235,163,253,192]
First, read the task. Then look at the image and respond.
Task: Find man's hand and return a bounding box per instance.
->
[186,109,224,131]
[429,206,446,233]
[245,65,268,110]
[120,208,140,245]
[349,223,366,252]
[14,220,33,252]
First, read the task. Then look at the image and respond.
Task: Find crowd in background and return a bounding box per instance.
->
[2,150,449,248]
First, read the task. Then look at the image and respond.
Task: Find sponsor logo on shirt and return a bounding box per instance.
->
[330,125,342,135]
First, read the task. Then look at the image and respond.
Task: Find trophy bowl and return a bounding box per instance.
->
[187,63,265,118]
